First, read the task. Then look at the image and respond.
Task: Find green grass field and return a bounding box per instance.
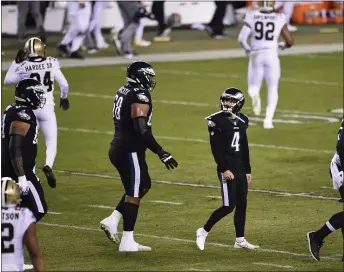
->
[1,43,344,270]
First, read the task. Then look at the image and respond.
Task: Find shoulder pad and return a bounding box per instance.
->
[136,92,150,103]
[205,111,222,120]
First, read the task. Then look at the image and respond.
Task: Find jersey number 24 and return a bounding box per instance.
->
[30,72,53,92]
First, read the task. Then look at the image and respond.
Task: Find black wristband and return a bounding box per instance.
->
[9,134,25,159]
[133,116,163,154]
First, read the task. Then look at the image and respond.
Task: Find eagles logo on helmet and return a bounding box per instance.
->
[126,61,156,92]
[15,79,46,110]
[219,87,245,114]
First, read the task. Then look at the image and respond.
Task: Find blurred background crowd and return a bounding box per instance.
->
[1,1,343,59]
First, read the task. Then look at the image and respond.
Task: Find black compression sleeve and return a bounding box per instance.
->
[9,134,24,159]
[133,116,163,154]
[209,130,229,172]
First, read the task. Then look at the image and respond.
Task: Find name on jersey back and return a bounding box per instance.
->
[24,62,53,72]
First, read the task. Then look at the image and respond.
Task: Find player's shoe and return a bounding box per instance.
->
[23,264,34,270]
[307,231,323,261]
[100,217,120,244]
[251,95,261,116]
[119,241,151,252]
[234,239,259,249]
[134,40,151,47]
[196,228,208,251]
[263,119,274,129]
[42,165,56,188]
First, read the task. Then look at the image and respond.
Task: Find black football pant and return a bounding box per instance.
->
[152,1,167,35]
[208,1,228,35]
[204,171,248,237]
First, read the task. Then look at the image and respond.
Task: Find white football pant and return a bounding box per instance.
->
[34,104,57,169]
[248,50,280,123]
[330,153,343,189]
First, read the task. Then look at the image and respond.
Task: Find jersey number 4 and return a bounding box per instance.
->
[30,71,53,92]
[255,21,275,41]
[1,223,14,253]
[231,132,240,151]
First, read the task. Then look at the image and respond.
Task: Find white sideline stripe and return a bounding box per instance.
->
[39,222,337,260]
[2,43,342,71]
[57,126,333,154]
[252,262,294,269]
[54,170,338,201]
[67,91,341,117]
[47,211,62,215]
[188,269,211,272]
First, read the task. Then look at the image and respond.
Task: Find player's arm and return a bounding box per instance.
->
[338,125,344,167]
[4,61,21,85]
[131,103,178,170]
[280,24,294,48]
[54,61,70,110]
[238,22,252,53]
[24,223,45,272]
[241,131,252,173]
[9,120,30,193]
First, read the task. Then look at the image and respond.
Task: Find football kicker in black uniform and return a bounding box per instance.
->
[1,79,48,222]
[100,61,178,252]
[307,117,344,263]
[195,87,259,251]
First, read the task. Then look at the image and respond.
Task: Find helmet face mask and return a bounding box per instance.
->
[219,88,245,114]
[1,178,21,207]
[15,79,46,110]
[24,37,46,58]
[126,61,156,92]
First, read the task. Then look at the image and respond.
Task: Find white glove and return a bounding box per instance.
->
[18,176,30,195]
[278,41,286,50]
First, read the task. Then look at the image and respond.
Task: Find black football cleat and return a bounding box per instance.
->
[42,165,56,188]
[307,231,323,261]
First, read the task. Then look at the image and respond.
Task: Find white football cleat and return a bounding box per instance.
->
[251,95,261,116]
[263,119,274,129]
[196,228,208,251]
[234,239,259,249]
[119,241,152,252]
[23,264,34,270]
[134,40,151,47]
[100,217,120,244]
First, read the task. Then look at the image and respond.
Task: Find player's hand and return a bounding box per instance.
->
[278,41,286,50]
[60,98,70,110]
[157,150,178,170]
[223,170,234,180]
[18,176,30,195]
[15,49,27,64]
[246,173,252,184]
[245,50,251,56]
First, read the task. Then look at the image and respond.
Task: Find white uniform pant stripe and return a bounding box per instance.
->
[221,174,229,206]
[2,179,8,207]
[27,180,44,213]
[131,152,141,197]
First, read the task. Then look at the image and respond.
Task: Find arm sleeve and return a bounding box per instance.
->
[4,61,21,85]
[238,25,252,52]
[338,128,344,167]
[208,120,229,172]
[54,68,69,99]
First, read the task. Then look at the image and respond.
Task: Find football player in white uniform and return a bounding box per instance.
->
[238,0,294,129]
[4,37,70,186]
[1,178,45,272]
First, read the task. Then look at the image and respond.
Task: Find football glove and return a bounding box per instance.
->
[278,41,286,50]
[157,150,178,170]
[18,176,30,195]
[60,98,70,110]
[15,49,27,64]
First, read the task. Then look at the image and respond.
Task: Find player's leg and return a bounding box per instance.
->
[307,211,344,261]
[134,19,151,47]
[59,14,79,56]
[247,52,264,116]
[69,13,89,58]
[119,151,151,252]
[20,173,48,222]
[35,106,57,187]
[263,53,281,129]
[233,172,259,249]
[196,172,236,250]
[329,153,344,202]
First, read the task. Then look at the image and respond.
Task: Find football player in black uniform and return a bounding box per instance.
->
[195,88,259,251]
[100,61,178,252]
[307,118,344,263]
[1,78,48,222]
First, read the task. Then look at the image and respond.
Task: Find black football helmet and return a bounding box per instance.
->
[126,61,156,92]
[219,87,245,114]
[15,79,46,109]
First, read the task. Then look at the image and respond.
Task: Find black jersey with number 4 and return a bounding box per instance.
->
[1,104,38,177]
[111,85,153,152]
[206,111,251,174]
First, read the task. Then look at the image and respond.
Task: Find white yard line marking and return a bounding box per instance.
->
[58,126,333,154]
[87,205,114,209]
[149,200,183,205]
[252,262,294,269]
[47,211,62,215]
[187,269,211,272]
[67,91,341,117]
[39,222,337,260]
[53,170,338,201]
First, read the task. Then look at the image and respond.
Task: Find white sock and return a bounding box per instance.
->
[201,228,208,236]
[236,237,245,243]
[122,231,134,243]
